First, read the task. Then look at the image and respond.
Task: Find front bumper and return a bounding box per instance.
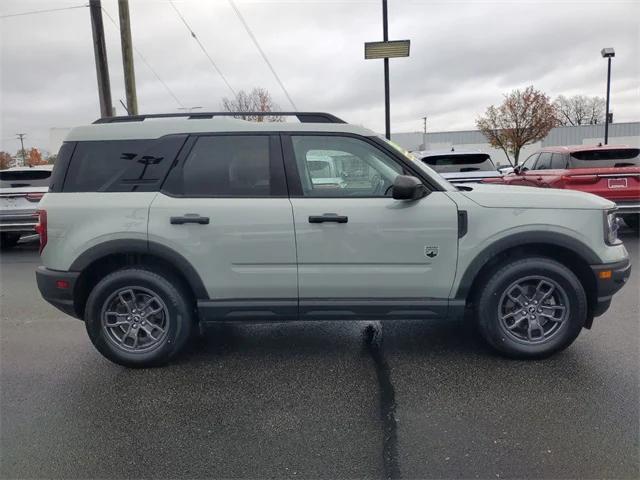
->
[590,258,632,317]
[35,266,81,319]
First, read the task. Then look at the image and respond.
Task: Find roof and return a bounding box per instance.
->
[539,144,634,153]
[65,116,377,142]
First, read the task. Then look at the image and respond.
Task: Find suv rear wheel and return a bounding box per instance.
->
[85,268,194,367]
[476,257,587,359]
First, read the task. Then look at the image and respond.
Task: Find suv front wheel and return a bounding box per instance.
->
[476,257,587,359]
[85,268,194,367]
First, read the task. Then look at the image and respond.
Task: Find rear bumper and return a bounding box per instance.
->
[35,266,81,319]
[0,212,38,233]
[615,201,640,215]
[590,258,632,317]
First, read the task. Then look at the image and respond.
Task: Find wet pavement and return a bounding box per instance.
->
[1,233,638,479]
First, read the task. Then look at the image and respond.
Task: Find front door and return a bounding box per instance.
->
[283,134,459,320]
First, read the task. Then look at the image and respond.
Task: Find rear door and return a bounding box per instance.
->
[283,134,459,320]
[148,134,298,319]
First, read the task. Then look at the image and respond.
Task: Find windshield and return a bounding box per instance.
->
[0,169,51,188]
[421,154,496,173]
[569,148,640,168]
[378,137,456,191]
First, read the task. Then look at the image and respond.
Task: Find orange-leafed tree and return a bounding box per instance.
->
[0,151,12,170]
[26,148,47,166]
[476,86,558,165]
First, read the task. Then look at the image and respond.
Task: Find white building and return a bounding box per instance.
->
[392,122,640,167]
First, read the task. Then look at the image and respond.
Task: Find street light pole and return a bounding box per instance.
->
[382,0,390,140]
[601,47,615,145]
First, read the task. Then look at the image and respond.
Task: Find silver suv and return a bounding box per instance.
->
[35,112,631,367]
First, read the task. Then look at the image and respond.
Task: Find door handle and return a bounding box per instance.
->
[308,213,348,224]
[170,214,210,225]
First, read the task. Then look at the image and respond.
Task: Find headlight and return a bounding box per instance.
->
[604,210,622,245]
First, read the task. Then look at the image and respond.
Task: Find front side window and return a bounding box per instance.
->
[521,154,538,171]
[181,136,272,196]
[535,152,553,170]
[550,153,568,169]
[291,136,403,197]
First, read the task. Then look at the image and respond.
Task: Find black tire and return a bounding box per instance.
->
[622,214,639,232]
[476,257,587,359]
[0,233,21,250]
[85,268,194,367]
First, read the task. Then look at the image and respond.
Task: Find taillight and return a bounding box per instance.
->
[561,175,599,184]
[35,210,47,254]
[25,192,45,202]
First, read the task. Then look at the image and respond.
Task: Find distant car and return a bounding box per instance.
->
[0,165,53,249]
[487,145,640,230]
[413,149,503,184]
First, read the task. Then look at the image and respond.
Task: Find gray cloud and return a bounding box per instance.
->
[1,0,638,153]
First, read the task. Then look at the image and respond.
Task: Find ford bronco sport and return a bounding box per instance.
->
[35,112,631,367]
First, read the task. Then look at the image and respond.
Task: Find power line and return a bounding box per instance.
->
[101,6,185,108]
[227,0,297,110]
[0,4,88,19]
[167,0,236,98]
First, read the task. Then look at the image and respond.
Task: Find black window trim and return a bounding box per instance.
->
[160,132,288,198]
[281,132,443,199]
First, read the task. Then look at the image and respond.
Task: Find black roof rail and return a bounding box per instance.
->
[93,112,346,124]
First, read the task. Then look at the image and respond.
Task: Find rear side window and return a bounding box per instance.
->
[421,154,495,173]
[62,136,187,192]
[175,135,283,197]
[569,148,640,168]
[0,169,51,188]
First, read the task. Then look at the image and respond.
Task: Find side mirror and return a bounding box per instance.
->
[392,175,428,200]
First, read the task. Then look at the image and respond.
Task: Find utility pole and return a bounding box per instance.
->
[89,0,113,118]
[421,116,427,151]
[16,133,26,166]
[118,0,138,115]
[382,0,390,140]
[422,116,427,134]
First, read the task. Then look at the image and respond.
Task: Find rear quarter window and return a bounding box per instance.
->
[61,135,187,192]
[0,169,51,188]
[569,148,640,168]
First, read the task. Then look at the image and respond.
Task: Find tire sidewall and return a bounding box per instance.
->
[478,258,587,358]
[85,269,192,367]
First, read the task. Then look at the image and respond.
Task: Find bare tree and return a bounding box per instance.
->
[554,95,605,126]
[221,87,283,122]
[476,86,558,165]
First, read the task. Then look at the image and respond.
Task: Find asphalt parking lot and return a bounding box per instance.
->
[1,233,638,479]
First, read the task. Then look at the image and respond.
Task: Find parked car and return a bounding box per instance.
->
[488,145,640,230]
[0,165,53,249]
[36,112,630,367]
[413,149,503,184]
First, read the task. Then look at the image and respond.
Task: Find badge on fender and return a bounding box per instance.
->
[424,246,439,258]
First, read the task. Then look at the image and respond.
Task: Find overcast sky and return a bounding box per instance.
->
[1,0,638,154]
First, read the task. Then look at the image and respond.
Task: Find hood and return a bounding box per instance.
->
[458,183,615,210]
[441,171,502,182]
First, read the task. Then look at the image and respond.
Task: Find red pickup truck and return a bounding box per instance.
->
[488,144,640,230]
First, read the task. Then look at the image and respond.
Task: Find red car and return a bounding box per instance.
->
[489,144,640,230]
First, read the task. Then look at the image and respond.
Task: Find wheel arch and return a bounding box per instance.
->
[70,239,208,318]
[456,232,600,325]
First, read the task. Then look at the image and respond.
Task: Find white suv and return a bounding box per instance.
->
[35,112,631,367]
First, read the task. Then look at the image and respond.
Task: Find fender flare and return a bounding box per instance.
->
[69,239,209,299]
[454,230,601,300]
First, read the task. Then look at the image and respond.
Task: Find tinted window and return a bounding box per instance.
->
[48,142,75,192]
[521,154,538,171]
[535,152,553,170]
[0,169,51,188]
[182,136,272,196]
[421,154,495,173]
[550,153,567,169]
[291,136,403,197]
[63,136,186,192]
[569,148,640,168]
